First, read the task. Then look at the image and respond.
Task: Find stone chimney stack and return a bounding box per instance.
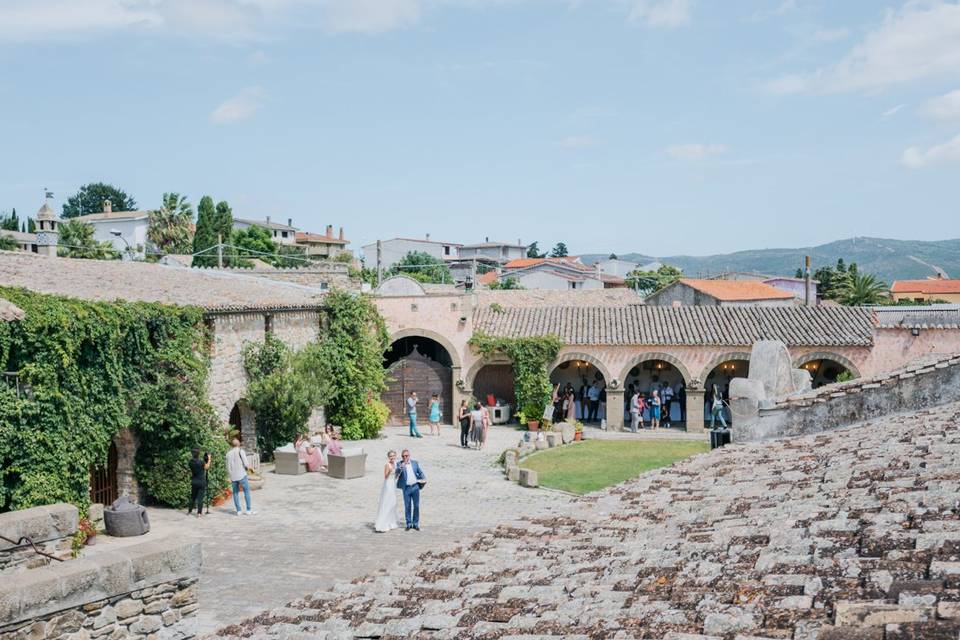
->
[426,233,431,241]
[103,200,112,214]
[326,224,334,238]
[339,227,344,241]
[287,218,293,228]
[266,215,271,225]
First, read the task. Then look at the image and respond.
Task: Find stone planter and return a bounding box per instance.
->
[248,476,265,491]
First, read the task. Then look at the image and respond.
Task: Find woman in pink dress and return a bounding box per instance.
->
[295,435,324,472]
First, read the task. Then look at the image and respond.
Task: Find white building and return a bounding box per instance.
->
[597,258,662,278]
[499,257,609,291]
[233,217,299,245]
[457,239,527,264]
[73,201,149,259]
[361,236,462,271]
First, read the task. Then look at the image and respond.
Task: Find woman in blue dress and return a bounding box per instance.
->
[428,393,442,436]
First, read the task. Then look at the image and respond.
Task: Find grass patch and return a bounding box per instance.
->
[523,439,709,495]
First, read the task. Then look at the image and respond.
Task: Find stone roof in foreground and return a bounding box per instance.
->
[0,252,324,312]
[475,288,642,308]
[473,304,875,347]
[217,401,960,639]
[0,298,25,321]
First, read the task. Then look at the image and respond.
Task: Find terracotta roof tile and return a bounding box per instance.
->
[473,304,874,346]
[891,279,960,295]
[678,278,795,301]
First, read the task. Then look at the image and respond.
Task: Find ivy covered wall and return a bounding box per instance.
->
[0,287,228,512]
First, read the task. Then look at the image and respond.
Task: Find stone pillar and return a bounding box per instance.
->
[451,367,466,422]
[685,388,705,432]
[606,389,624,431]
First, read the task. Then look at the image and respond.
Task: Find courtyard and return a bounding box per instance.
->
[91,424,573,635]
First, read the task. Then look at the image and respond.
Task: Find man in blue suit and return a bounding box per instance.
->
[395,449,426,530]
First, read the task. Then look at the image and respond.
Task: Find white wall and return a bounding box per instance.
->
[514,269,604,290]
[361,239,455,270]
[598,259,639,278]
[233,221,297,245]
[89,218,148,258]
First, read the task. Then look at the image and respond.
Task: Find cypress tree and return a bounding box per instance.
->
[192,196,217,267]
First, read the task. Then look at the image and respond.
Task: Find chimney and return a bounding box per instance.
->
[426,233,431,241]
[287,218,293,228]
[338,227,344,241]
[518,238,522,246]
[326,224,334,238]
[485,236,489,243]
[266,215,271,225]
[103,200,112,214]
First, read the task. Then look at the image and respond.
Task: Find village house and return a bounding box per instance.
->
[0,229,38,253]
[361,236,462,272]
[596,257,662,278]
[295,225,351,259]
[891,277,960,303]
[72,200,149,258]
[644,278,796,307]
[492,257,616,290]
[233,217,299,245]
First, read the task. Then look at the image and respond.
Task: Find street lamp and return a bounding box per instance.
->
[109,229,131,260]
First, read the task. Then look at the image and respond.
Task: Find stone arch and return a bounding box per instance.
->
[699,351,752,383]
[550,351,614,383]
[389,328,463,370]
[375,275,427,297]
[793,351,861,379]
[465,354,513,390]
[619,351,693,387]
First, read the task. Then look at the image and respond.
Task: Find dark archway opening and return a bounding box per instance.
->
[703,359,750,426]
[550,359,607,423]
[383,337,454,425]
[384,336,453,368]
[89,441,118,506]
[801,359,854,389]
[624,360,687,428]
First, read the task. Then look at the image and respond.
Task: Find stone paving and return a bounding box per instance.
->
[211,401,960,639]
[93,425,571,636]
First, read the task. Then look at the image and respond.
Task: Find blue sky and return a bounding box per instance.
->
[1,0,959,257]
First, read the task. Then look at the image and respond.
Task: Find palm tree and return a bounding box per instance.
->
[835,272,889,306]
[148,193,194,255]
[58,220,119,260]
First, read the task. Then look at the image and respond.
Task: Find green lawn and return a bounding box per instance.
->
[523,439,709,495]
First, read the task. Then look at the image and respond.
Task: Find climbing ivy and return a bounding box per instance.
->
[468,332,562,418]
[0,287,228,512]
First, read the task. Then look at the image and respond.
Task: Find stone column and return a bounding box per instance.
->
[685,388,705,432]
[605,389,624,431]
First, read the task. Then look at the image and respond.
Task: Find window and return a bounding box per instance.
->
[282,231,288,238]
[444,246,451,255]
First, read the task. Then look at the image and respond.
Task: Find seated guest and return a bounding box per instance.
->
[295,435,325,472]
[325,432,343,457]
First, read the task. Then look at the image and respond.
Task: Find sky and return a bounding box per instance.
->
[1,0,959,258]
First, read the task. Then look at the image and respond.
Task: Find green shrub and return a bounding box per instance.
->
[340,399,390,441]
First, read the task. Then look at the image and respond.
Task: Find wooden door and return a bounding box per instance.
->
[383,348,452,425]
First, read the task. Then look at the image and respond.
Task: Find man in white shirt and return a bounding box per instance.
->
[394,449,426,530]
[406,391,422,438]
[587,383,601,422]
[226,439,256,516]
[629,391,642,432]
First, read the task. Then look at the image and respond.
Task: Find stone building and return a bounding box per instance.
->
[294,225,351,259]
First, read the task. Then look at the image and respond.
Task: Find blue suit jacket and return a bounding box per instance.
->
[396,460,426,489]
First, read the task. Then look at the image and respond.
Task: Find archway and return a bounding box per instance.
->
[621,353,690,428]
[229,399,257,452]
[794,353,860,389]
[383,336,454,424]
[89,441,118,506]
[702,354,751,426]
[549,354,611,424]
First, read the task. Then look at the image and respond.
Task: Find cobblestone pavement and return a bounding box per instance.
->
[212,402,960,639]
[119,425,570,635]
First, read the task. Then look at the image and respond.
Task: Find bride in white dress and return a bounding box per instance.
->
[374,450,399,533]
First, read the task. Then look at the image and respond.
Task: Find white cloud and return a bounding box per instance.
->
[558,135,599,149]
[881,104,905,118]
[902,134,960,169]
[628,0,691,28]
[0,0,160,41]
[210,86,268,124]
[920,89,960,121]
[768,1,960,94]
[665,143,728,160]
[811,27,850,43]
[321,0,421,34]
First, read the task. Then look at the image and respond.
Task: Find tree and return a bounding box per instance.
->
[389,251,452,283]
[1,209,19,232]
[489,277,523,290]
[813,258,861,301]
[191,197,218,267]
[626,264,682,296]
[57,220,119,259]
[0,235,17,251]
[25,218,36,233]
[62,183,136,218]
[609,253,618,260]
[549,242,569,258]
[526,242,545,258]
[834,272,889,306]
[147,193,194,256]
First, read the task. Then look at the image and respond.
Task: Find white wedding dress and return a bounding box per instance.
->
[374,465,399,533]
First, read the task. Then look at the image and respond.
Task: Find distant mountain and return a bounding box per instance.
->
[582,237,960,284]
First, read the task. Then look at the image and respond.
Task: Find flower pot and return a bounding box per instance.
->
[85,535,97,546]
[573,432,582,441]
[527,421,539,431]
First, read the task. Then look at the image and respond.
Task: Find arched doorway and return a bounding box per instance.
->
[796,357,857,389]
[472,363,516,410]
[383,337,454,424]
[89,441,118,506]
[549,355,610,423]
[229,400,257,452]
[702,356,750,426]
[622,354,689,428]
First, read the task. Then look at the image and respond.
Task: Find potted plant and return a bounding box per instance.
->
[78,518,98,546]
[521,403,541,431]
[573,420,584,441]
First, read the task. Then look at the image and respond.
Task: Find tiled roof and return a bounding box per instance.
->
[234,218,298,231]
[874,305,960,329]
[676,278,795,301]
[0,298,25,322]
[891,279,960,295]
[475,288,642,308]
[295,231,348,245]
[1,230,37,243]
[0,252,325,312]
[504,257,585,270]
[473,304,875,346]
[476,271,499,286]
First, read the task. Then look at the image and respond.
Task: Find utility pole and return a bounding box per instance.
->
[804,255,811,306]
[217,234,223,269]
[376,240,383,286]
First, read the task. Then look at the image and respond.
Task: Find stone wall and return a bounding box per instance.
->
[0,504,76,576]
[739,352,960,441]
[0,538,201,640]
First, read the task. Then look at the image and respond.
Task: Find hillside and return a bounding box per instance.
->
[583,237,960,283]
